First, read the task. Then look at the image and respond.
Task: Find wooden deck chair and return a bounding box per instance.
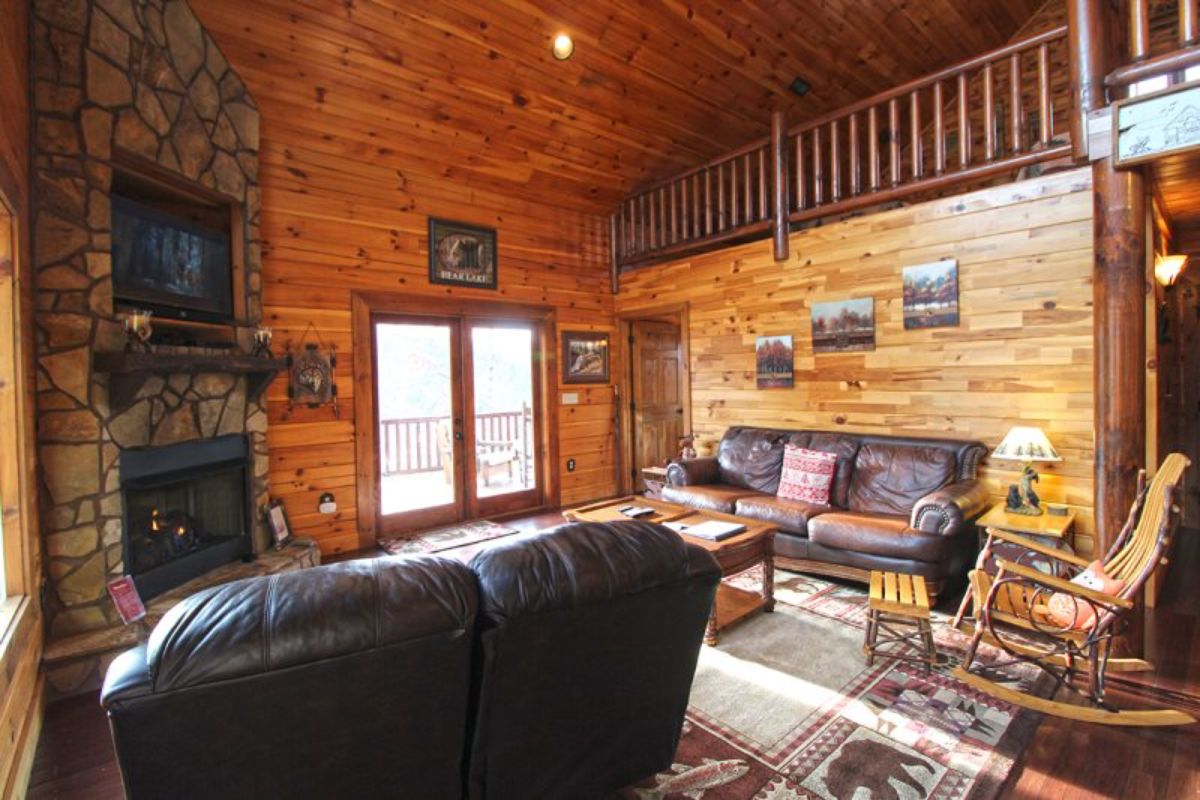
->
[952,453,1195,726]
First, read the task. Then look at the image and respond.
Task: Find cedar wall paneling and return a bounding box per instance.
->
[1,0,46,793]
[617,168,1099,555]
[192,8,618,555]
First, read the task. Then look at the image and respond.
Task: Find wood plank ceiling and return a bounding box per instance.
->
[191,0,1044,215]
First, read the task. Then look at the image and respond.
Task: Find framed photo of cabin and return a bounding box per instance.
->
[265,499,293,549]
[428,218,498,289]
[561,331,610,384]
[1113,79,1200,167]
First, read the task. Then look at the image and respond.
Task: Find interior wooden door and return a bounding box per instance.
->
[631,320,684,489]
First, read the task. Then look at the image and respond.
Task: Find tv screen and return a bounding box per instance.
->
[111,195,233,322]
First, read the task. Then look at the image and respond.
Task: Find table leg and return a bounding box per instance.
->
[762,543,775,613]
[864,609,878,666]
[919,618,937,670]
[704,598,719,647]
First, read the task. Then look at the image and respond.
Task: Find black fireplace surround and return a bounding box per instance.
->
[120,434,252,599]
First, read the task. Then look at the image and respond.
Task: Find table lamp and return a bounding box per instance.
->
[991,426,1061,516]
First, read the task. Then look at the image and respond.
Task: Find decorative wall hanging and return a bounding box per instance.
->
[428,217,498,289]
[811,298,875,353]
[1113,80,1200,166]
[265,499,294,549]
[286,322,339,417]
[561,331,610,384]
[755,335,794,388]
[902,258,959,330]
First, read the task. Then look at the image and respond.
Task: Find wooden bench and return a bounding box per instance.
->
[864,571,937,670]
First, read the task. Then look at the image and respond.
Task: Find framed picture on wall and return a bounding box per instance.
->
[755,335,794,388]
[811,297,875,353]
[561,331,610,384]
[902,258,959,330]
[428,218,498,289]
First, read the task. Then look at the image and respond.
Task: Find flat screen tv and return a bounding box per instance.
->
[111,194,234,323]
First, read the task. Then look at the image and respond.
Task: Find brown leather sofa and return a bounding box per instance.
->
[102,521,720,800]
[665,427,990,599]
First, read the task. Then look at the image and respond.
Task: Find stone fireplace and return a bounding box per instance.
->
[30,0,298,695]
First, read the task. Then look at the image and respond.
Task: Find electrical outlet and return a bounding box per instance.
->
[566,458,576,472]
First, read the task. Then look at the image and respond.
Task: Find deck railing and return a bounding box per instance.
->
[612,26,1075,270]
[379,407,532,478]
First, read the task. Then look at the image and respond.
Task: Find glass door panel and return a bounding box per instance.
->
[374,318,463,531]
[469,323,540,514]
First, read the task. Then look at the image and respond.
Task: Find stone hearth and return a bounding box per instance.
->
[32,0,271,695]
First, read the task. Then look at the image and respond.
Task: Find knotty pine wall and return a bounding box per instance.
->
[618,167,1099,555]
[191,18,618,556]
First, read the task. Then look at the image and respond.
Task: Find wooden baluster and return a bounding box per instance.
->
[693,173,702,238]
[743,153,752,223]
[813,126,824,205]
[933,81,945,174]
[910,89,923,179]
[957,72,971,168]
[616,206,626,265]
[680,178,689,241]
[830,119,841,202]
[849,112,861,196]
[888,97,900,186]
[649,190,658,249]
[730,158,740,228]
[1038,44,1052,145]
[659,186,667,248]
[1183,0,1198,45]
[868,106,880,190]
[795,132,806,210]
[704,168,713,236]
[609,213,619,293]
[669,182,678,245]
[639,194,647,253]
[1130,0,1150,60]
[758,146,767,220]
[718,161,727,231]
[1009,53,1022,154]
[983,62,995,161]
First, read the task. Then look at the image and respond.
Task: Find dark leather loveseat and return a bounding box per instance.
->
[101,521,720,800]
[665,427,990,599]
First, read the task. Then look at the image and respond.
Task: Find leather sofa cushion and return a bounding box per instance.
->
[735,495,831,535]
[469,521,719,622]
[793,432,861,508]
[717,426,789,493]
[662,484,764,513]
[848,442,955,515]
[142,556,477,694]
[807,511,947,563]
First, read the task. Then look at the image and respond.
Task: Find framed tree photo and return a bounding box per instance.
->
[428,218,498,289]
[561,331,610,384]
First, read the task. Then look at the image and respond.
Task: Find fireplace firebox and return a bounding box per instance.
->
[120,434,253,599]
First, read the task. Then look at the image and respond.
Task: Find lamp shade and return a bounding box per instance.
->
[1154,254,1188,288]
[991,426,1061,462]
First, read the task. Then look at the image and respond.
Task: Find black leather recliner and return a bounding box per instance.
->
[101,555,479,799]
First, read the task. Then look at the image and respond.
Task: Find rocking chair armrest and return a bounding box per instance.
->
[993,558,1134,610]
[985,528,1092,568]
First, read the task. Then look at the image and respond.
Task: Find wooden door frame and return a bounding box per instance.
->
[351,291,559,548]
[614,303,691,495]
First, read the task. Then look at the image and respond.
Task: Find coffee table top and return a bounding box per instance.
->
[564,496,775,551]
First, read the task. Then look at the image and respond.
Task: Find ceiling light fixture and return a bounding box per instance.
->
[552,33,575,61]
[789,77,810,97]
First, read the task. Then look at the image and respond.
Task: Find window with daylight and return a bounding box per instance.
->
[1,197,26,603]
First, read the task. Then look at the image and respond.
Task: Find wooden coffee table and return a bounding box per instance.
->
[564,497,776,645]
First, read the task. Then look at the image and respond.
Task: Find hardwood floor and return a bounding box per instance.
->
[26,519,1200,799]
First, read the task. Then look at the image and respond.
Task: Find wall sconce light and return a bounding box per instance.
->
[551,33,575,61]
[1155,254,1188,287]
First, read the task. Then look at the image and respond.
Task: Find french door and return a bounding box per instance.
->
[373,314,543,534]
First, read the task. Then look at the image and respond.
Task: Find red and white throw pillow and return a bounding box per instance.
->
[1044,561,1125,630]
[777,446,838,505]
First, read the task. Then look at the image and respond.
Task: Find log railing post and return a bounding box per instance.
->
[770,110,789,262]
[609,213,619,294]
[1183,0,1198,46]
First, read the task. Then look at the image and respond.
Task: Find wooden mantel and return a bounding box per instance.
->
[93,351,288,411]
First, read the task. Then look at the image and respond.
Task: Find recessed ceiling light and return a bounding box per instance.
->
[789,77,810,97]
[552,33,575,61]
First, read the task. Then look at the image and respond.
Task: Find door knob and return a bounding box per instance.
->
[454,431,464,441]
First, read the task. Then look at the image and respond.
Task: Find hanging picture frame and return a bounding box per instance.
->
[286,322,339,417]
[428,218,498,289]
[561,331,610,384]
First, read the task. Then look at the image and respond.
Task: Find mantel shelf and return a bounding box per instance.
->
[93,351,288,411]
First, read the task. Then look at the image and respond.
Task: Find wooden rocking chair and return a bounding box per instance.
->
[952,453,1195,726]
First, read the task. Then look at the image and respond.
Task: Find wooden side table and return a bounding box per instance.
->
[952,503,1077,628]
[864,571,936,670]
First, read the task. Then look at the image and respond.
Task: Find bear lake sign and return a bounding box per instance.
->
[1114,79,1200,167]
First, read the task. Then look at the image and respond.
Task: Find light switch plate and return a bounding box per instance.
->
[562,392,579,405]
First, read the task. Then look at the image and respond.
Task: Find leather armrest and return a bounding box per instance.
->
[667,457,719,486]
[911,480,990,536]
[100,646,153,710]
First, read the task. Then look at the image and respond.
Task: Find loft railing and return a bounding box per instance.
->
[611,26,1074,270]
[1107,0,1200,87]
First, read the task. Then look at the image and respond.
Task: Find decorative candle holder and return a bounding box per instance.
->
[252,325,274,357]
[122,309,154,351]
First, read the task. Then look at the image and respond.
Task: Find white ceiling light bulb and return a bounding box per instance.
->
[552,33,575,61]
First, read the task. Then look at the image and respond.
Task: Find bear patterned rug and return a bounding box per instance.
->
[618,571,1048,800]
[377,520,518,556]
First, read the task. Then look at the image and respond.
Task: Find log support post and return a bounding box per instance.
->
[770,110,789,262]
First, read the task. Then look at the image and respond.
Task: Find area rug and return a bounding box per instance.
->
[618,570,1049,800]
[378,520,518,556]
